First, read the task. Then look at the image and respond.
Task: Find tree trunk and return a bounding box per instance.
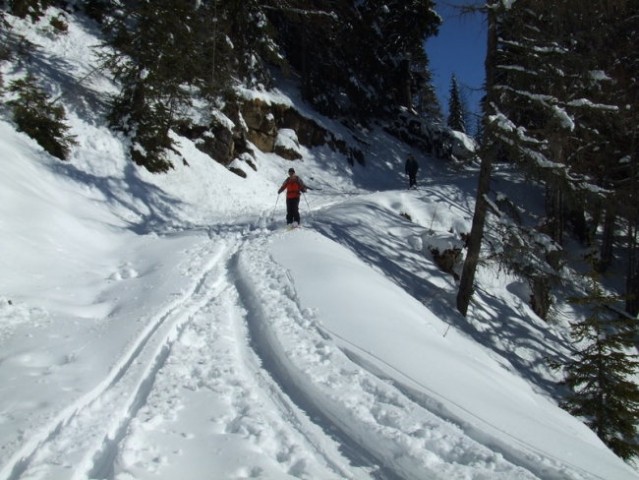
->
[599,209,616,272]
[625,115,639,316]
[530,275,551,320]
[544,183,564,245]
[399,57,411,108]
[626,221,639,316]
[456,2,498,317]
[457,154,493,316]
[210,0,218,89]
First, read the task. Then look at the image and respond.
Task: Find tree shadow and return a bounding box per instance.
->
[5,20,112,121]
[45,158,190,235]
[309,188,571,399]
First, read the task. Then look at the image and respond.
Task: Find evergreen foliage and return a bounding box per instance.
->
[220,0,282,90]
[7,0,52,21]
[486,1,622,242]
[461,0,639,319]
[361,0,440,114]
[81,0,109,24]
[100,0,286,172]
[7,73,75,160]
[554,272,639,461]
[267,0,440,117]
[0,10,8,86]
[447,74,465,133]
[94,0,442,172]
[101,0,202,172]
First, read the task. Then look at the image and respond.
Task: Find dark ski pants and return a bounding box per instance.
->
[286,197,301,224]
[408,172,417,188]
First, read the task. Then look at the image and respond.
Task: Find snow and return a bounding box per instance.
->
[450,130,478,159]
[1,8,638,480]
[551,105,575,131]
[275,128,301,152]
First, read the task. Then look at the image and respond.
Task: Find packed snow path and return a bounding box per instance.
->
[1,230,351,480]
[0,228,512,480]
[2,221,634,480]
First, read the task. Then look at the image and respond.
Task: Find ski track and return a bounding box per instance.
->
[233,232,543,480]
[0,240,229,480]
[2,224,597,480]
[110,231,370,480]
[1,227,373,480]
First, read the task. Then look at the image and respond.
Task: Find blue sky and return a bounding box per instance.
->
[425,1,486,125]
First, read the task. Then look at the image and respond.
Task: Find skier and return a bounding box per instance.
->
[278,167,307,227]
[405,154,419,189]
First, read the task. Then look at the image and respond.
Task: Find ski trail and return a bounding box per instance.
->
[228,250,387,480]
[230,247,399,479]
[0,241,229,480]
[1,225,592,480]
[233,233,542,480]
[107,232,372,480]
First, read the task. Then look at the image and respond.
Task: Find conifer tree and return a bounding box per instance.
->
[554,273,639,461]
[102,0,201,172]
[369,0,440,110]
[195,0,234,97]
[8,72,75,160]
[457,1,497,316]
[8,0,52,21]
[268,0,440,117]
[82,0,110,24]
[0,10,8,88]
[220,0,280,89]
[447,74,465,133]
[459,0,637,316]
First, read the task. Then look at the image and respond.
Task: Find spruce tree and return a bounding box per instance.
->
[457,1,498,316]
[8,73,75,160]
[0,10,8,86]
[447,74,465,133]
[268,0,440,117]
[8,0,52,21]
[459,0,637,316]
[82,0,110,24]
[102,0,201,172]
[555,272,639,461]
[367,0,440,110]
[220,0,280,89]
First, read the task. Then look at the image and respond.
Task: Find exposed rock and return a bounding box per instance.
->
[177,97,365,168]
[237,98,330,155]
[431,247,462,282]
[274,128,302,160]
[176,119,244,167]
[450,130,478,162]
[425,231,465,282]
[229,166,247,178]
[240,99,278,152]
[197,126,235,165]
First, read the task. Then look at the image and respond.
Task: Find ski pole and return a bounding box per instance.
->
[303,192,313,219]
[272,194,280,218]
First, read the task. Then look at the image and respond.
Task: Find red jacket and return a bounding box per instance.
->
[279,174,306,199]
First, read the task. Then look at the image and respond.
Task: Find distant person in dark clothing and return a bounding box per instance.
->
[405,154,419,189]
[278,167,307,226]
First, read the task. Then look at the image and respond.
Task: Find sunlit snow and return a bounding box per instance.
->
[0,8,637,480]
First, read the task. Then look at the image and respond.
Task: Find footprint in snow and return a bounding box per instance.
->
[109,262,139,281]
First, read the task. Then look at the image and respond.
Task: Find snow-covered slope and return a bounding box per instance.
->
[0,8,637,480]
